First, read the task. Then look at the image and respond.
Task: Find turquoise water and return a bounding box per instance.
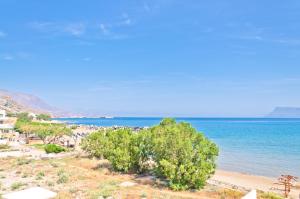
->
[56,117,300,177]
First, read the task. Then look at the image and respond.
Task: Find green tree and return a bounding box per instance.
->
[16,112,32,123]
[82,128,138,173]
[36,114,51,121]
[81,118,219,190]
[15,121,71,145]
[150,119,219,190]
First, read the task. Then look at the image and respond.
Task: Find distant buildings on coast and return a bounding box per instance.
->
[0,110,14,134]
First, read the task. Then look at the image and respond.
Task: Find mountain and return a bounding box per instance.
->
[267,107,300,118]
[0,89,70,117]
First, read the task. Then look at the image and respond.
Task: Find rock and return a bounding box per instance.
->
[119,181,137,187]
[135,175,156,185]
[3,187,57,199]
[242,190,257,199]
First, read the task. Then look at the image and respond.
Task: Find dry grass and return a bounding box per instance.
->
[0,156,249,199]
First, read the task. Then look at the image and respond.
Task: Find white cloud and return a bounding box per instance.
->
[64,23,85,36]
[30,21,86,37]
[98,23,129,40]
[99,24,110,35]
[119,13,133,26]
[272,38,300,45]
[1,54,14,60]
[0,31,6,38]
[0,52,32,61]
[143,3,151,12]
[29,21,56,32]
[30,16,133,40]
[238,34,300,46]
[122,18,132,26]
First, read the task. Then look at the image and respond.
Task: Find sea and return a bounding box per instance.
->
[56,117,300,178]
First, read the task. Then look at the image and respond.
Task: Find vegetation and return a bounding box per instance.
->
[15,112,33,123]
[36,113,51,121]
[36,171,45,180]
[57,169,69,184]
[6,112,17,117]
[30,143,46,150]
[0,144,10,150]
[1,156,283,199]
[82,118,219,191]
[44,144,66,154]
[16,158,32,166]
[10,182,26,190]
[258,192,284,199]
[15,114,71,145]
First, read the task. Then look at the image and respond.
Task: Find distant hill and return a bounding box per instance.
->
[0,89,71,117]
[267,107,300,118]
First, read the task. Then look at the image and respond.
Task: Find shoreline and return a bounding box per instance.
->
[213,169,300,198]
[47,119,300,197]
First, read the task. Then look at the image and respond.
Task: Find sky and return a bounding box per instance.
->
[1,0,300,117]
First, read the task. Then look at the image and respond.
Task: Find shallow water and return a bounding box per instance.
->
[56,117,300,177]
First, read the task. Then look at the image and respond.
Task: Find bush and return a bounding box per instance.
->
[10,182,26,190]
[150,119,219,190]
[17,158,32,165]
[82,128,139,173]
[259,192,284,199]
[0,144,10,150]
[36,114,51,121]
[57,169,69,184]
[44,144,65,154]
[81,118,219,191]
[15,120,71,144]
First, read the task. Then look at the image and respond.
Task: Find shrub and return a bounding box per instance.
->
[16,112,32,123]
[10,182,26,190]
[47,181,54,187]
[44,144,65,154]
[150,119,219,190]
[21,173,29,178]
[16,158,32,165]
[259,192,284,199]
[36,114,51,121]
[0,144,10,150]
[82,128,139,172]
[81,130,108,159]
[15,120,71,144]
[36,171,45,180]
[81,118,219,191]
[57,169,69,184]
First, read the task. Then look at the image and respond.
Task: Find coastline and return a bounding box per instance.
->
[212,169,300,198]
[52,118,300,197]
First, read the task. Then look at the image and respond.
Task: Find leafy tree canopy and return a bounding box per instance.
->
[81,118,219,190]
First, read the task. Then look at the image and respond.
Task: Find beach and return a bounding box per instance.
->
[212,170,300,198]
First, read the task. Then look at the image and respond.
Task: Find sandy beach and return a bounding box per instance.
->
[212,170,300,198]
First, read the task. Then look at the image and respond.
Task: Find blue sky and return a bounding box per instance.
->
[1,0,300,117]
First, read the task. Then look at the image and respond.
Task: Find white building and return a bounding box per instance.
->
[0,110,14,135]
[0,110,6,124]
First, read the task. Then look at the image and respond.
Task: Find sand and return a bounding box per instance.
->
[212,170,300,198]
